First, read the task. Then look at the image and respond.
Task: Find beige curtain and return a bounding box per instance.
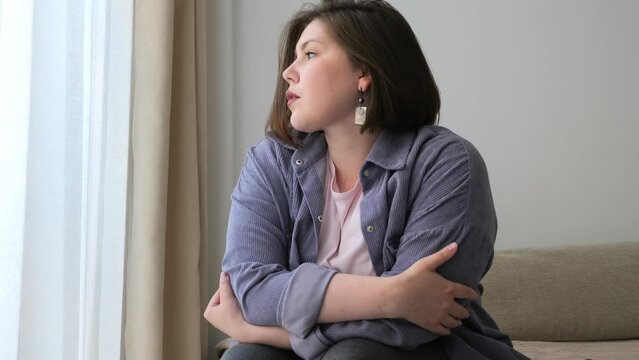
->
[125,0,209,359]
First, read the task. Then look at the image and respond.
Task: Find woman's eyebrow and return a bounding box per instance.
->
[296,39,325,52]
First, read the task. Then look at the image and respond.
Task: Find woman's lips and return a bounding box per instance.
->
[286,90,299,106]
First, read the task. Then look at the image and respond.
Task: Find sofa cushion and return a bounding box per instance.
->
[481,242,639,341]
[513,340,639,360]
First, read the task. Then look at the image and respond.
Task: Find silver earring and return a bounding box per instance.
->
[355,89,367,126]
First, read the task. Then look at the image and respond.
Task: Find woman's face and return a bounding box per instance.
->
[282,19,366,133]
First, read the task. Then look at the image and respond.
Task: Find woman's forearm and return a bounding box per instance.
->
[243,274,400,348]
[317,273,399,323]
[246,325,292,349]
[316,243,475,333]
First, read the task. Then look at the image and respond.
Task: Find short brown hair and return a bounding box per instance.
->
[267,0,440,147]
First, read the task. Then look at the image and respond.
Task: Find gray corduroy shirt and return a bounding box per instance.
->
[222,125,529,360]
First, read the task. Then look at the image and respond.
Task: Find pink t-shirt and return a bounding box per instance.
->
[316,156,376,276]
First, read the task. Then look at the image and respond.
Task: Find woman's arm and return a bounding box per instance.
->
[206,243,473,349]
[204,272,292,349]
[225,139,476,329]
[318,242,476,332]
[316,225,494,349]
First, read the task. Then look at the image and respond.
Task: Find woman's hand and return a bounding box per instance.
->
[391,243,479,335]
[203,272,253,342]
[203,272,293,349]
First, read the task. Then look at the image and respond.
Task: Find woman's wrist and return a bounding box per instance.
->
[318,273,400,323]
[242,323,262,343]
[381,275,403,318]
[244,324,292,349]
[218,321,254,344]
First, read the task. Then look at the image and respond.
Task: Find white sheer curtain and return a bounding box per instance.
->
[0,0,133,359]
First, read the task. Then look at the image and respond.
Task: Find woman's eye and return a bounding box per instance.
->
[305,51,317,59]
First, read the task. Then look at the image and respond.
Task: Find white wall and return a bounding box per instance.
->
[207,1,638,344]
[392,0,639,249]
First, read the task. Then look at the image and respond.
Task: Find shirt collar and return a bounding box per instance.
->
[268,129,414,171]
[272,131,326,172]
[366,130,415,170]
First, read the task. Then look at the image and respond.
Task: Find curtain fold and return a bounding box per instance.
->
[126,0,208,358]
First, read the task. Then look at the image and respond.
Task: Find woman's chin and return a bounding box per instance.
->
[290,118,320,134]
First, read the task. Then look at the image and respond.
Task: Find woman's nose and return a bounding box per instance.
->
[282,62,297,83]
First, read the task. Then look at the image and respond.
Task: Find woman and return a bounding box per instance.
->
[205,1,528,359]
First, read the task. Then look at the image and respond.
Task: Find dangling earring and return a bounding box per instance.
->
[354,89,367,126]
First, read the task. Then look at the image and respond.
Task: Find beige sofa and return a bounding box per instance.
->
[216,242,639,359]
[482,241,639,359]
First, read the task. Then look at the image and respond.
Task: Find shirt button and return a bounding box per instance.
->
[317,215,323,222]
[295,159,304,166]
[366,225,374,233]
[363,169,371,177]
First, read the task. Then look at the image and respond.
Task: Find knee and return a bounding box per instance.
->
[220,343,254,360]
[322,339,374,360]
[221,343,269,360]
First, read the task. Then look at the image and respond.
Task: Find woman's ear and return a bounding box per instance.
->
[357,64,373,92]
[358,73,372,92]
[357,65,372,92]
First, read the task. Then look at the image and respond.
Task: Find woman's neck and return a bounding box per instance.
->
[324,126,380,191]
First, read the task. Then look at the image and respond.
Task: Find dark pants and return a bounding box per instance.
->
[221,338,449,360]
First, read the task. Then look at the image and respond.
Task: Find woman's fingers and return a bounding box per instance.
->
[448,301,470,320]
[206,272,234,312]
[219,272,235,302]
[432,324,451,336]
[418,243,459,271]
[448,282,479,301]
[441,315,463,329]
[397,245,481,334]
[212,288,221,306]
[203,289,220,321]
